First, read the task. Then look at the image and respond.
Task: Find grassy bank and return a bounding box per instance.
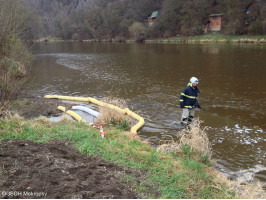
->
[36,34,266,44]
[1,115,264,198]
[0,115,233,199]
[145,34,266,44]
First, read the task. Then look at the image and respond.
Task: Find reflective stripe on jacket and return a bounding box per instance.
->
[180,82,200,108]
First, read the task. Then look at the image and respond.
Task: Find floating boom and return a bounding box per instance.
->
[44,95,145,133]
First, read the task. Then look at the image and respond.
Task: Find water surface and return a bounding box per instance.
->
[25,42,266,183]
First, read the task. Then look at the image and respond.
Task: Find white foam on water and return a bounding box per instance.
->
[236,165,266,182]
[215,124,265,145]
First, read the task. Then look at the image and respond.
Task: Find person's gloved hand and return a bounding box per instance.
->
[180,102,184,108]
[194,101,201,109]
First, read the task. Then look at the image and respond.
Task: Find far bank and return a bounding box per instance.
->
[36,34,266,44]
[144,34,266,44]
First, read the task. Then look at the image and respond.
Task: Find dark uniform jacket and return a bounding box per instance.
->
[180,82,201,109]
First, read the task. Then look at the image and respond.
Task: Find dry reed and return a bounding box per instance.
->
[207,167,265,199]
[95,97,132,125]
[157,120,212,161]
[179,120,212,159]
[233,179,265,199]
[0,109,13,118]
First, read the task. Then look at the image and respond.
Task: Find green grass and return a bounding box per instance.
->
[0,116,234,199]
[10,99,30,107]
[106,119,131,131]
[147,33,266,44]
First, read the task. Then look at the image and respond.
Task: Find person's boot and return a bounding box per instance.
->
[188,116,194,124]
[180,118,188,128]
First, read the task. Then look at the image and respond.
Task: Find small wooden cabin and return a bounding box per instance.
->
[246,2,259,24]
[148,11,158,25]
[204,14,223,32]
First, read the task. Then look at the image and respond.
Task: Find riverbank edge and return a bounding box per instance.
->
[2,95,266,198]
[0,113,233,198]
[35,35,266,44]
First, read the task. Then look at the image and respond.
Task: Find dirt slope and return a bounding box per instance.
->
[0,140,140,199]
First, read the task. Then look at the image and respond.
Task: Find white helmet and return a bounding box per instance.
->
[190,77,199,85]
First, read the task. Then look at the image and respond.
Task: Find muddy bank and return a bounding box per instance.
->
[0,139,141,199]
[8,93,72,119]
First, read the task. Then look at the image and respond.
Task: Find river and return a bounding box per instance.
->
[25,42,266,184]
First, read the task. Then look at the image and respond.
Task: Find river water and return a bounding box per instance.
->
[25,42,266,184]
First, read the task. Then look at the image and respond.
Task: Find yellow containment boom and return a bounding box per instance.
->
[57,106,86,123]
[45,95,89,102]
[57,106,66,112]
[124,108,145,133]
[44,95,145,133]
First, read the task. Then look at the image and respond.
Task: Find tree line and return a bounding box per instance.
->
[1,0,266,42]
[23,0,266,41]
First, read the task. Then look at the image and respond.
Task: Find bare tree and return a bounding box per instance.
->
[0,0,32,116]
[129,22,147,42]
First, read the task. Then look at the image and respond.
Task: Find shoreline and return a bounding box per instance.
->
[2,94,265,198]
[144,38,266,44]
[35,34,266,44]
[1,107,265,198]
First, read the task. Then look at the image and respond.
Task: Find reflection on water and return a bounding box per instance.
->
[25,42,266,184]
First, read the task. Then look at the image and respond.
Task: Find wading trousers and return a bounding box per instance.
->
[181,108,195,124]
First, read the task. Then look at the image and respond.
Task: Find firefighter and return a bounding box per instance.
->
[179,77,201,126]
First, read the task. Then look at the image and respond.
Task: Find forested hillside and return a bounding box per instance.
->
[13,0,266,40]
